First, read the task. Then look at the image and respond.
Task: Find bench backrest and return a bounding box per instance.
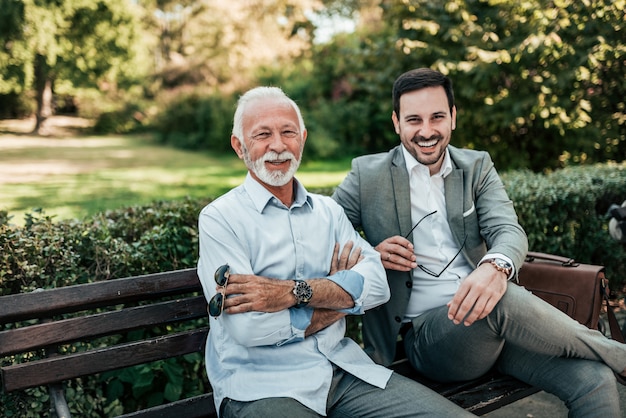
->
[0,269,208,393]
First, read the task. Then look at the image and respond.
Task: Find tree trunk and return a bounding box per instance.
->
[33,53,53,135]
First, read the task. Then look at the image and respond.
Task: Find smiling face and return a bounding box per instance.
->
[231,97,306,189]
[392,86,456,175]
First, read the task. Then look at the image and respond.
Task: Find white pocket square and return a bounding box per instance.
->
[463,204,475,217]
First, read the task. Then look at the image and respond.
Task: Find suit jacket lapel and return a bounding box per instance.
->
[445,168,465,245]
[391,148,413,237]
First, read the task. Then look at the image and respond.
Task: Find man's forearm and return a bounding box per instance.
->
[307,279,355,310]
[305,308,347,337]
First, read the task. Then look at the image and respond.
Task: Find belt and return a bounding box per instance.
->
[399,322,413,339]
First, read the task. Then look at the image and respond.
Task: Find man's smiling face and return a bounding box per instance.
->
[392,85,456,175]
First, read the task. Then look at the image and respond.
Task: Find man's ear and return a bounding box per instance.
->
[231,135,244,159]
[392,111,400,134]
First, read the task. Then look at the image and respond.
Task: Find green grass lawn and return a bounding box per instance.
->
[0,123,352,225]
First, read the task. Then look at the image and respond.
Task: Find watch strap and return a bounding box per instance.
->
[485,258,512,277]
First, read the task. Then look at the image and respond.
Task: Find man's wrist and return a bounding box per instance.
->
[481,258,512,279]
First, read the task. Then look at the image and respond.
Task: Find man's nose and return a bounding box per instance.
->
[418,121,435,137]
[268,132,288,151]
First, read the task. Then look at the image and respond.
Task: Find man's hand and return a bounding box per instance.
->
[375,236,417,271]
[446,263,508,326]
[329,241,363,275]
[221,274,294,314]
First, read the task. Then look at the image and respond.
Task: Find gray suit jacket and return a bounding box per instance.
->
[332,145,528,366]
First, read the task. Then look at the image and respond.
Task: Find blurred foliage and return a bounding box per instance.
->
[93,103,146,134]
[152,89,237,153]
[1,0,623,170]
[0,0,148,130]
[0,92,33,119]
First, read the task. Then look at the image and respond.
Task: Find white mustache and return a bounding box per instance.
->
[263,151,296,163]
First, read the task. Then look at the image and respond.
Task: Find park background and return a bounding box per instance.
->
[1,0,625,416]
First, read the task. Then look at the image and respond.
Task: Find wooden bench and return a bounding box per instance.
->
[0,268,538,417]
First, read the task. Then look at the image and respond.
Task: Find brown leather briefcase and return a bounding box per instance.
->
[517,251,605,330]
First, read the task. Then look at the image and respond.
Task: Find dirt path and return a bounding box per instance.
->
[0,115,94,138]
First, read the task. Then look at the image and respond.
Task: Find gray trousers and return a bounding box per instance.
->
[404,283,626,417]
[220,366,474,418]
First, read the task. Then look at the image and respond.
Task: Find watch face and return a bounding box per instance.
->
[294,280,312,303]
[496,259,510,269]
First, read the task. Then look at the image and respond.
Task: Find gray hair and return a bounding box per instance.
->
[231,86,306,142]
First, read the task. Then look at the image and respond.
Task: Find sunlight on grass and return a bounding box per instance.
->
[0,132,352,225]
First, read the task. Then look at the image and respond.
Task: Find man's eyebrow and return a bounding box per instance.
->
[403,110,446,119]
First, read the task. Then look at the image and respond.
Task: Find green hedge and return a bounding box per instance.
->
[0,199,206,297]
[1,163,626,416]
[503,162,626,286]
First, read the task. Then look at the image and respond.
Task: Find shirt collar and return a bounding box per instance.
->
[401,144,453,178]
[243,173,312,213]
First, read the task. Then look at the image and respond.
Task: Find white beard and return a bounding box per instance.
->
[242,147,301,187]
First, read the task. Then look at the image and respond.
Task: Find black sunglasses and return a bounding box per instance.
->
[417,235,467,277]
[404,211,467,278]
[208,264,230,317]
[404,210,437,239]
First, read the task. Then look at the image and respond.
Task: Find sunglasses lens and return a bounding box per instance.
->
[209,293,224,317]
[214,264,230,286]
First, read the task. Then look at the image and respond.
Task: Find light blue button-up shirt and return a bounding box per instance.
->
[197,174,392,416]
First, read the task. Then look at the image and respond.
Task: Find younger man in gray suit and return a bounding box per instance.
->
[332,68,626,416]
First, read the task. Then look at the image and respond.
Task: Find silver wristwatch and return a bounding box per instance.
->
[292,280,313,308]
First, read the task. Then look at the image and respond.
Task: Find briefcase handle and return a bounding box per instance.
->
[525,251,579,267]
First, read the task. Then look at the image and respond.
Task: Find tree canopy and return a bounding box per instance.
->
[0,0,146,131]
[0,0,623,171]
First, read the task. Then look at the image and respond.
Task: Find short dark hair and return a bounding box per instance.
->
[392,68,455,116]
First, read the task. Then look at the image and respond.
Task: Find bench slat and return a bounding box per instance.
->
[458,377,539,415]
[0,297,207,356]
[118,393,217,418]
[0,269,201,323]
[1,328,208,391]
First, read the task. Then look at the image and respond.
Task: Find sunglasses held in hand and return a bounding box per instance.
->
[404,210,467,278]
[208,264,230,317]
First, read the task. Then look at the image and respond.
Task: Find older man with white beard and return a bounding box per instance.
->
[196,86,475,418]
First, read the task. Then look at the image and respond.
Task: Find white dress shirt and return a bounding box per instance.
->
[401,146,514,320]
